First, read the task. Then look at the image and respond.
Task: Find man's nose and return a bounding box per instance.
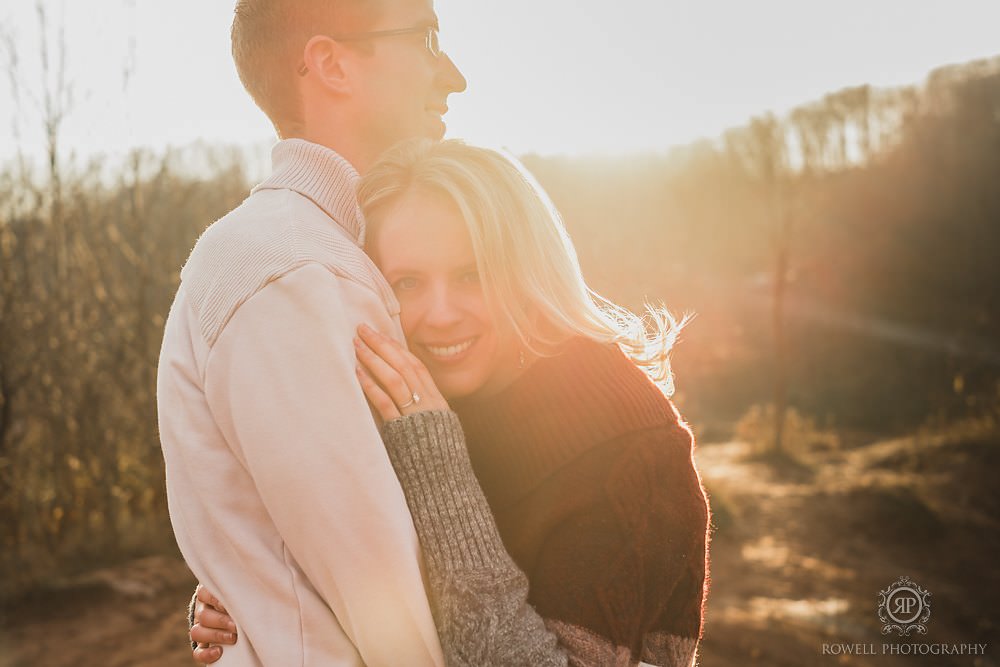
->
[438,52,467,94]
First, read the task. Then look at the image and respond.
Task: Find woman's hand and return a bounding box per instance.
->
[190,584,237,665]
[355,323,449,420]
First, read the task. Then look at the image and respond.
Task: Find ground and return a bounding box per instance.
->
[696,428,999,667]
[2,428,997,666]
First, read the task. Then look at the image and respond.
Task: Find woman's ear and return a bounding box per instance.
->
[301,35,352,95]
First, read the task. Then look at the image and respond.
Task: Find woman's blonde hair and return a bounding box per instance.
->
[357,139,685,394]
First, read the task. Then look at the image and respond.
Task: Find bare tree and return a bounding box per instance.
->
[725,114,800,455]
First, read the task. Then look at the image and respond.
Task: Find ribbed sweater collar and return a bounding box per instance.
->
[252,138,366,245]
[453,337,678,510]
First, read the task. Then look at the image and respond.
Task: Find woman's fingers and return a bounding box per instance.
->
[355,335,422,414]
[357,323,410,361]
[356,364,401,421]
[193,606,237,635]
[192,642,223,665]
[356,324,450,414]
[409,356,446,405]
[195,583,227,614]
[191,621,237,645]
[357,325,421,385]
[190,585,235,664]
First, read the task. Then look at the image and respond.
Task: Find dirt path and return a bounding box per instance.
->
[696,437,999,667]
[2,434,997,666]
[1,556,197,667]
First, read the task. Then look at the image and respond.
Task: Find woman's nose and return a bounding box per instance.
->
[423,285,464,327]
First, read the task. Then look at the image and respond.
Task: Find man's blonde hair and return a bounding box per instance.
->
[358,139,685,393]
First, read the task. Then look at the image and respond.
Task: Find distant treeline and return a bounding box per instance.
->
[1,56,998,598]
[525,55,1000,432]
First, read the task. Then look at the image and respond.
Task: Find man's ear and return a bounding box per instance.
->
[301,35,352,95]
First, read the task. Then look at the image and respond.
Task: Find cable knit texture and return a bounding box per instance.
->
[381,338,710,666]
[383,412,566,667]
[180,138,398,347]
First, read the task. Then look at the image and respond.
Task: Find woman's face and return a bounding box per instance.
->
[370,187,521,399]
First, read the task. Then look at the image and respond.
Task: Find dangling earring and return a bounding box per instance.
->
[518,349,526,369]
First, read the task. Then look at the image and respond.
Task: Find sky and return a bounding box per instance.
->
[1,0,998,166]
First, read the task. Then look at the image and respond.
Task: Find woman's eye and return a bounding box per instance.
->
[392,277,420,292]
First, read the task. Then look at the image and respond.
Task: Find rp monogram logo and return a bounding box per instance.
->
[878,576,931,636]
[894,595,916,616]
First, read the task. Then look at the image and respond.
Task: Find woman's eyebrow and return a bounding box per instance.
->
[383,266,422,275]
[450,263,478,275]
[380,262,423,276]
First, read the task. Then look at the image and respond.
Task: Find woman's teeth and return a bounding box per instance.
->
[426,339,475,358]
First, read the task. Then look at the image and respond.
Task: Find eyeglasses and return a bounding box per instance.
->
[297,26,440,76]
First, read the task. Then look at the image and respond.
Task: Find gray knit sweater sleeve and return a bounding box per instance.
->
[381,410,568,667]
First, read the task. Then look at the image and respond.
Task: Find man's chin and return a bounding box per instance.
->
[425,115,447,140]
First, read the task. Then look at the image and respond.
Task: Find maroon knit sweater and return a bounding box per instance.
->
[452,337,711,664]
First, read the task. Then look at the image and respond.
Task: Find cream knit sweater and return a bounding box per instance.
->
[157,139,445,666]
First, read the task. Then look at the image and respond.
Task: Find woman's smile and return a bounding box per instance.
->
[421,336,479,363]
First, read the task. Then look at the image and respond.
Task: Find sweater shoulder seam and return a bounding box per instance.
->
[181,191,392,347]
